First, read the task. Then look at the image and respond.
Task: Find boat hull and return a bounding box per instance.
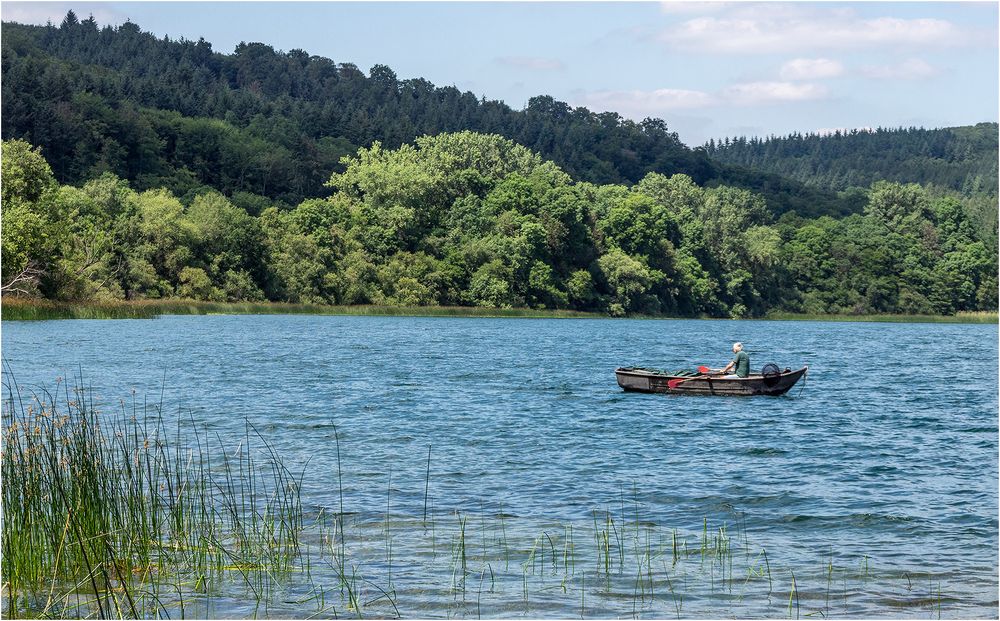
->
[615,367,808,396]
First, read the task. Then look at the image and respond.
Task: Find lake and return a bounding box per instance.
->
[2,315,997,618]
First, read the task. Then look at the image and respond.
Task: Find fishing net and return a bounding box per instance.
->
[761,363,782,386]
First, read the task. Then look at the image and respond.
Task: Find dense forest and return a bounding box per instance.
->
[705,125,998,196]
[2,14,855,218]
[4,133,996,316]
[706,126,999,243]
[1,13,997,317]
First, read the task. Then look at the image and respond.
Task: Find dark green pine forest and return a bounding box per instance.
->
[705,125,998,196]
[2,13,997,317]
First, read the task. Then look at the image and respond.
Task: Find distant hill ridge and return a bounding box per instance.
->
[1,14,995,220]
[704,124,998,196]
[0,15,862,217]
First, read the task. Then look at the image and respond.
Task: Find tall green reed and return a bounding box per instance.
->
[2,369,305,618]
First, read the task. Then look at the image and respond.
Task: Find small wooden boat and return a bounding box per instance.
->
[615,366,808,396]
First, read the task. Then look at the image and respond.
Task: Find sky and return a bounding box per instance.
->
[3,1,997,146]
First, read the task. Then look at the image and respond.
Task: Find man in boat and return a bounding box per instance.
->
[714,342,750,378]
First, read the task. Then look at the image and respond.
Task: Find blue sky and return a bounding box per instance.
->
[4,1,997,146]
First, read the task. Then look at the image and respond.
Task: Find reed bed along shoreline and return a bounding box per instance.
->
[2,297,995,323]
[0,298,599,321]
[2,372,961,619]
[762,310,997,324]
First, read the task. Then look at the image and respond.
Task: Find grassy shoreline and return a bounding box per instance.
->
[762,310,997,324]
[0,298,602,321]
[1,297,996,323]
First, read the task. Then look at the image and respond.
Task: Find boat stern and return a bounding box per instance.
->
[615,368,652,392]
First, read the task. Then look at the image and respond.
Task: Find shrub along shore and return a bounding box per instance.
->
[2,297,994,323]
[4,132,997,321]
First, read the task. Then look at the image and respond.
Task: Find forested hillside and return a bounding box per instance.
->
[4,134,996,317]
[1,14,850,217]
[705,125,998,195]
[2,13,996,318]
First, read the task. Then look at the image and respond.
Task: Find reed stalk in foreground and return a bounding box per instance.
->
[2,369,305,618]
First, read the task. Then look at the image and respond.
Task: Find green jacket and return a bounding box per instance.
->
[733,351,750,378]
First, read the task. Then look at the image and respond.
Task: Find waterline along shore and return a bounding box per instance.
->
[2,297,996,323]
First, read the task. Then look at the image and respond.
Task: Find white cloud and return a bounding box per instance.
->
[495,56,565,71]
[659,5,965,54]
[779,58,845,80]
[860,58,939,80]
[577,88,718,116]
[576,79,833,118]
[722,81,829,105]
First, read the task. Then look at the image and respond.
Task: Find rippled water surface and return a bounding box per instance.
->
[3,315,997,618]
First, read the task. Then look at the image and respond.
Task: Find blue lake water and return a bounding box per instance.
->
[2,315,997,618]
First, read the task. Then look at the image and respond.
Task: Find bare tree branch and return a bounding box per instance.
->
[1,262,43,295]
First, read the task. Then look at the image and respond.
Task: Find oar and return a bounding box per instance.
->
[667,368,717,390]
